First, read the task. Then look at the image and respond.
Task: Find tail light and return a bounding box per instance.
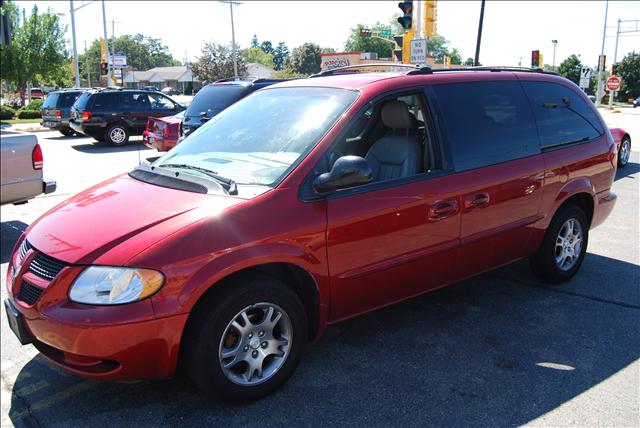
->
[608,143,618,167]
[32,143,43,170]
[55,109,61,118]
[82,111,92,122]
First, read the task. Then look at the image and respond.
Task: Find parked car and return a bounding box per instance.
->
[40,89,85,136]
[69,88,185,146]
[161,87,181,96]
[609,127,631,167]
[143,110,184,152]
[5,67,618,402]
[181,78,286,139]
[143,85,159,92]
[0,133,56,205]
[29,88,44,99]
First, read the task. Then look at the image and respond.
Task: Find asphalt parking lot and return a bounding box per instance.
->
[1,112,638,426]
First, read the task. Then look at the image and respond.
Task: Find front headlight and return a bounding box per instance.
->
[69,266,165,305]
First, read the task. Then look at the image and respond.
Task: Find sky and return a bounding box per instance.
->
[14,0,640,69]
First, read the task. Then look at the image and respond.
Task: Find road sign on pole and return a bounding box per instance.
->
[410,38,427,65]
[606,75,621,92]
[579,66,592,89]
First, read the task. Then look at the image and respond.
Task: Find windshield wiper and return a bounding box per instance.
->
[157,163,238,195]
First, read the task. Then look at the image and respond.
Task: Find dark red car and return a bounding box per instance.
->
[5,67,618,402]
[143,110,184,152]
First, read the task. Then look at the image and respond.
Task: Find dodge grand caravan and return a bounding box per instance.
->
[5,66,618,402]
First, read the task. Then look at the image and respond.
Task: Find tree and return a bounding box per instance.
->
[345,23,393,59]
[78,33,181,81]
[260,41,273,55]
[241,47,274,68]
[250,34,259,49]
[557,54,582,85]
[618,51,639,98]
[273,42,289,71]
[191,42,246,83]
[464,57,475,66]
[286,42,322,75]
[449,48,463,65]
[1,2,70,101]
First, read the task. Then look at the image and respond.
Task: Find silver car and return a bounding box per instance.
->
[0,133,56,205]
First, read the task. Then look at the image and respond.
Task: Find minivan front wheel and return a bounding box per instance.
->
[105,124,129,146]
[530,205,589,283]
[184,276,307,402]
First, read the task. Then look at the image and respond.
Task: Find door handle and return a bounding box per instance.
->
[428,199,459,221]
[463,192,490,210]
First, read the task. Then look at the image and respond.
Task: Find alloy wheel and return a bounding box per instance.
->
[555,218,583,271]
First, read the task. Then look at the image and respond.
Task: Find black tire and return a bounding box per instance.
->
[618,136,631,168]
[183,276,307,402]
[104,123,129,146]
[59,128,75,137]
[530,205,589,283]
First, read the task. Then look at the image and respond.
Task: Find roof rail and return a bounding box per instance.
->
[407,66,559,76]
[309,63,419,78]
[213,76,290,84]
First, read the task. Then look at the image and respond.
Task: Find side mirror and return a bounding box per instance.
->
[199,111,208,122]
[313,155,373,194]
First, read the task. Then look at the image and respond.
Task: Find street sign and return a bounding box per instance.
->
[579,66,592,89]
[606,75,621,92]
[109,52,127,68]
[410,38,427,65]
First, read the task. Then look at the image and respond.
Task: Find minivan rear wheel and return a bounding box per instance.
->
[183,276,307,402]
[618,136,631,168]
[105,124,129,146]
[530,205,589,283]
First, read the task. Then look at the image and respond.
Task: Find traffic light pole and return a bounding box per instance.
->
[474,0,485,66]
[101,0,112,86]
[69,0,80,88]
[595,0,608,107]
[608,18,621,110]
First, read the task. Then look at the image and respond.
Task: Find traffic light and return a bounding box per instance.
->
[424,0,437,36]
[100,62,108,76]
[531,50,540,68]
[393,35,404,62]
[397,1,413,31]
[598,55,606,72]
[360,28,372,38]
[393,32,413,64]
[611,62,618,76]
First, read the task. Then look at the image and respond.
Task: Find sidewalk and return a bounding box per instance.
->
[0,122,49,133]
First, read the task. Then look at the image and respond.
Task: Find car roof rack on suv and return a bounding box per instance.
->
[213,77,289,84]
[309,63,419,78]
[407,65,558,76]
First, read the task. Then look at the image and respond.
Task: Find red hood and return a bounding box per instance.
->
[25,174,243,265]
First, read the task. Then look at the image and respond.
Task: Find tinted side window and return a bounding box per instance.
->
[42,92,59,109]
[428,81,539,171]
[119,92,150,111]
[92,93,119,111]
[522,82,603,149]
[58,92,82,108]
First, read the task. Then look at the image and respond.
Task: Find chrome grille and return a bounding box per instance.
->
[18,280,44,305]
[28,251,68,281]
[16,239,32,265]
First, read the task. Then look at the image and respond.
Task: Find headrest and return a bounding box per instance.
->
[381,100,414,129]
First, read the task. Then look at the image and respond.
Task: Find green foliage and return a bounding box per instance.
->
[286,43,322,75]
[191,42,247,83]
[250,34,259,49]
[449,48,463,65]
[464,57,475,66]
[345,23,393,58]
[0,2,69,99]
[78,33,181,80]
[16,108,41,119]
[273,67,307,79]
[260,41,274,55]
[25,99,43,110]
[241,47,274,68]
[273,42,289,71]
[0,105,16,120]
[557,54,582,85]
[618,51,639,98]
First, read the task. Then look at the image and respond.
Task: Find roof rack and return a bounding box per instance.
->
[406,65,558,76]
[309,63,419,78]
[213,77,289,84]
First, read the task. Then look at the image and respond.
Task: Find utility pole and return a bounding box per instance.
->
[220,1,242,79]
[84,40,91,87]
[551,39,558,71]
[110,20,121,85]
[595,0,609,107]
[474,0,486,66]
[608,18,621,110]
[101,0,112,86]
[69,1,80,88]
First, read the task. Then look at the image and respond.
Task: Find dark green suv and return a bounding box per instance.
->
[69,88,185,145]
[41,89,85,136]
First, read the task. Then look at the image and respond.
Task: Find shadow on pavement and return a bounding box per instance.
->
[615,161,639,181]
[1,221,28,264]
[71,141,151,154]
[8,253,639,427]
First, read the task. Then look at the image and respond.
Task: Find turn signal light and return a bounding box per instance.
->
[32,143,43,170]
[82,111,92,122]
[55,109,61,118]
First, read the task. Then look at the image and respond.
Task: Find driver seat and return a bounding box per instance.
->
[365,101,422,181]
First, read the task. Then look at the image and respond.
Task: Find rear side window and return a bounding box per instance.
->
[185,85,248,117]
[92,93,120,111]
[522,82,603,149]
[73,92,92,111]
[428,81,539,171]
[120,92,150,111]
[58,92,82,108]
[42,92,59,109]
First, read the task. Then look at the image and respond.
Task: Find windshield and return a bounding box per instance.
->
[155,87,358,188]
[185,84,249,118]
[42,92,59,109]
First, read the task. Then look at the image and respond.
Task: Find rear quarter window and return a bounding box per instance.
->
[42,93,59,109]
[521,82,604,149]
[72,92,92,111]
[58,92,83,108]
[92,93,120,111]
[427,81,540,172]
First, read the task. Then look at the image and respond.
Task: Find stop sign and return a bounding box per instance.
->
[607,75,621,91]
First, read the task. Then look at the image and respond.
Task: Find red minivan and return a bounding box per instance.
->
[5,67,618,401]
